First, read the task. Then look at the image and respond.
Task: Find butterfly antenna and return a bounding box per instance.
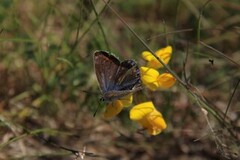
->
[93,99,103,117]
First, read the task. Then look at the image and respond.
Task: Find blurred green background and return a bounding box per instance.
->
[0,0,239,159]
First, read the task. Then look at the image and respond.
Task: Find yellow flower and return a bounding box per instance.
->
[140,67,176,91]
[104,94,133,119]
[130,101,167,135]
[142,46,172,69]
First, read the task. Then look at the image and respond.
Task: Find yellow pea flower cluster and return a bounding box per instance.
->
[104,46,176,135]
[140,46,176,91]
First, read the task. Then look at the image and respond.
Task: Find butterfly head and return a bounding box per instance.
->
[100,91,127,102]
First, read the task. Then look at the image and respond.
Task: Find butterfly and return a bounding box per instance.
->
[94,51,142,102]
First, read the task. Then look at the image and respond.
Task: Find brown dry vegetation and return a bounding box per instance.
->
[0,0,239,160]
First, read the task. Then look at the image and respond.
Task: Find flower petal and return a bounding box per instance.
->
[140,67,159,81]
[140,67,159,91]
[104,100,124,119]
[138,109,167,135]
[130,101,167,135]
[155,46,172,64]
[143,46,173,69]
[157,73,176,89]
[118,94,133,107]
[148,110,167,129]
[142,51,154,61]
[130,101,155,120]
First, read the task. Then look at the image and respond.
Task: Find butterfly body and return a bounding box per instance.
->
[94,51,141,102]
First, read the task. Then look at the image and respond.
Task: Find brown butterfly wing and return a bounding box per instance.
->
[94,51,120,93]
[94,51,142,101]
[114,60,141,91]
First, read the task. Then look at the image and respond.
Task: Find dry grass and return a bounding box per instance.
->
[0,0,239,159]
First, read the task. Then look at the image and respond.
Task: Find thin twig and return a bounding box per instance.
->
[90,0,110,51]
[22,128,109,159]
[69,0,111,55]
[147,28,193,41]
[224,79,240,119]
[183,41,190,83]
[0,28,3,34]
[200,41,240,68]
[197,0,212,42]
